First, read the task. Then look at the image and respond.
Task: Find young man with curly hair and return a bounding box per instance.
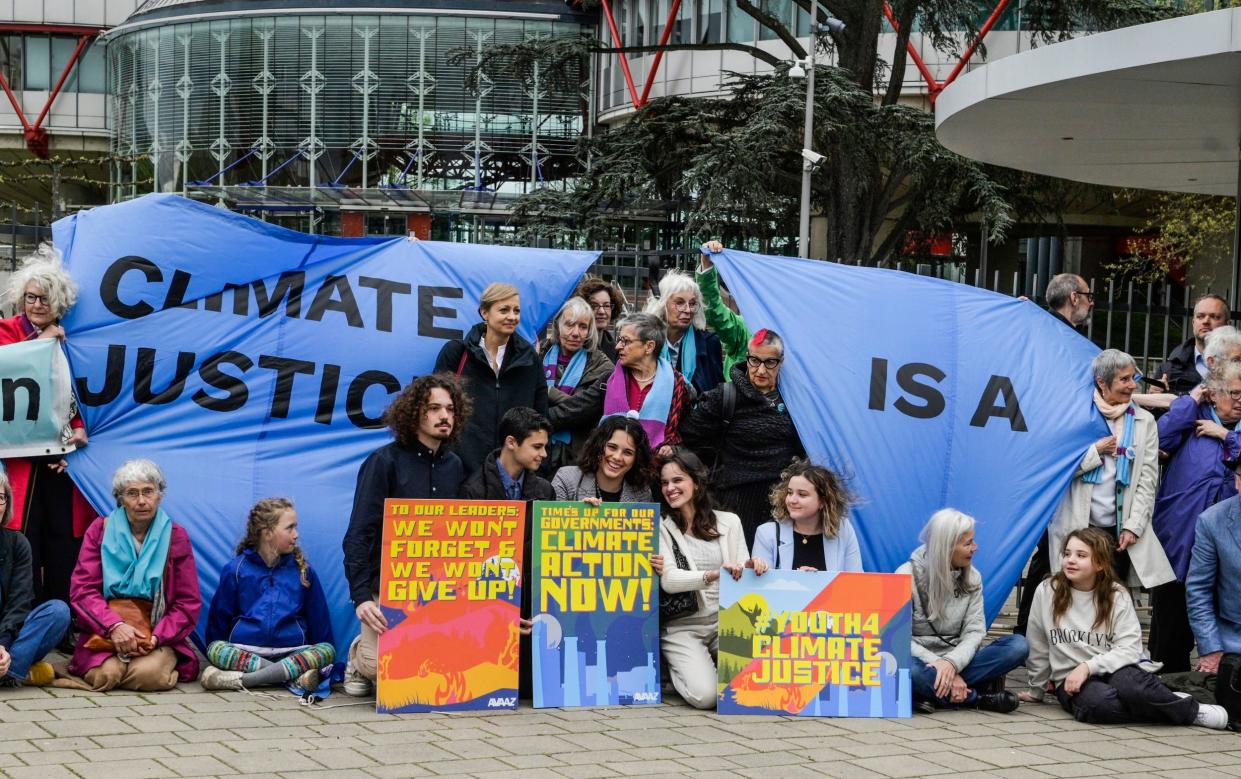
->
[341,372,471,695]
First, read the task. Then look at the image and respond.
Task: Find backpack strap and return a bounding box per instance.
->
[722,381,737,427]
[455,346,468,377]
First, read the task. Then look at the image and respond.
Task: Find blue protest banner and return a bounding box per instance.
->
[53,194,598,649]
[712,250,1103,623]
[0,338,76,458]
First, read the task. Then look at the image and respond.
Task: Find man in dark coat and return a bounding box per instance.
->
[460,407,554,700]
[1156,294,1231,396]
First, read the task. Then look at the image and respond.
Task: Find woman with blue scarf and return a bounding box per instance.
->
[543,297,614,473]
[66,460,201,691]
[1049,350,1174,595]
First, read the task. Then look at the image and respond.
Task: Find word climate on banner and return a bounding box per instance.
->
[377,499,525,713]
[718,570,912,717]
[531,500,660,708]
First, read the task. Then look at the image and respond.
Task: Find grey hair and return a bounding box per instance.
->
[1045,274,1085,311]
[750,328,785,356]
[1091,349,1136,388]
[111,459,168,505]
[0,470,10,526]
[616,312,666,355]
[917,508,981,622]
[1209,357,1241,388]
[642,270,707,331]
[5,244,78,319]
[551,296,599,352]
[1204,325,1241,366]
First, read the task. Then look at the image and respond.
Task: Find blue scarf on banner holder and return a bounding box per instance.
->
[543,345,587,444]
[1082,401,1137,487]
[662,328,698,386]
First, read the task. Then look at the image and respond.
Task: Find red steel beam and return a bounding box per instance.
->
[0,23,103,35]
[0,29,101,157]
[637,0,682,106]
[939,0,1014,91]
[32,33,93,130]
[882,2,940,96]
[599,0,642,108]
[0,70,32,132]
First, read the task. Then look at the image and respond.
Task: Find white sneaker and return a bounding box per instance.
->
[1194,702,1231,730]
[199,666,244,691]
[342,636,373,697]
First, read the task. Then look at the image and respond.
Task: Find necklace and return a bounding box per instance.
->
[633,367,656,384]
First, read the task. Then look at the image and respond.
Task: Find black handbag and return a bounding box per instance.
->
[659,529,699,622]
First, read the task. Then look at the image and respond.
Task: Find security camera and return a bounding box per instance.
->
[801,149,826,167]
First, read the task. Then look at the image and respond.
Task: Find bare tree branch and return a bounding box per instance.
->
[736,0,807,59]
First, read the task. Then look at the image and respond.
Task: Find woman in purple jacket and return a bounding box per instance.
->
[1150,361,1241,671]
[68,460,201,691]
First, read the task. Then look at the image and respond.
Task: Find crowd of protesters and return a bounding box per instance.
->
[0,246,1240,732]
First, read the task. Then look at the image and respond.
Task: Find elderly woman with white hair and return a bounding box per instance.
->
[542,296,614,471]
[66,460,201,691]
[601,313,694,456]
[1049,349,1175,592]
[1149,359,1241,671]
[898,509,1026,713]
[1,244,93,608]
[642,270,724,395]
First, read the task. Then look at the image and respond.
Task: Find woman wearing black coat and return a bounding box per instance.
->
[680,329,804,550]
[433,283,548,476]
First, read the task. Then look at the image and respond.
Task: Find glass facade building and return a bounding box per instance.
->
[108,0,595,235]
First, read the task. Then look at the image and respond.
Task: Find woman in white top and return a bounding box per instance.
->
[750,460,861,574]
[1019,527,1228,728]
[650,448,748,709]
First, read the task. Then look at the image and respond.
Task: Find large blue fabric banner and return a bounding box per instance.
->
[53,195,598,648]
[712,250,1104,622]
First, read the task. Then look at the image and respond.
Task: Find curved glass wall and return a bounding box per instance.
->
[109,13,591,224]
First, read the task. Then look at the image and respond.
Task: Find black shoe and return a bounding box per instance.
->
[914,698,938,714]
[974,690,1020,714]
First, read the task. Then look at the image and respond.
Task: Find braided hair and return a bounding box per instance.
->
[235,497,309,587]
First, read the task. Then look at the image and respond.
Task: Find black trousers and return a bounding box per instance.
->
[1149,581,1195,673]
[24,458,81,604]
[1055,664,1198,725]
[1015,532,1050,636]
[715,480,777,553]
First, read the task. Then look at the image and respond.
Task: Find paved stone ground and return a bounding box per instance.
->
[2,595,1235,778]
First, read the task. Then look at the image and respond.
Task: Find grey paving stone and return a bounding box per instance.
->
[155,755,236,777]
[63,758,169,778]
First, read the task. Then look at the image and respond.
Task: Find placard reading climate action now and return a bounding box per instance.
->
[531,500,660,708]
[376,499,525,713]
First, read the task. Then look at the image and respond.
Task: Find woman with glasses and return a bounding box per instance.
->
[65,460,202,692]
[680,329,804,550]
[576,277,627,362]
[642,270,724,395]
[1148,360,1241,671]
[1,245,94,609]
[542,297,614,472]
[602,313,693,457]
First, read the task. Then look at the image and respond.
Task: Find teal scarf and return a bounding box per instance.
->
[101,506,174,600]
[1082,403,1137,487]
[1208,405,1238,430]
[662,329,698,385]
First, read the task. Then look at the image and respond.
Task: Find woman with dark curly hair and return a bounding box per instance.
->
[550,416,654,503]
[577,277,627,361]
[750,460,862,574]
[340,372,470,696]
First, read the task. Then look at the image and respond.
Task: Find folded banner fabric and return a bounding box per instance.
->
[712,250,1105,623]
[0,338,76,459]
[53,194,598,649]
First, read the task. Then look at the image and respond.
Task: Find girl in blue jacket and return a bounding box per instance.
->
[200,498,335,692]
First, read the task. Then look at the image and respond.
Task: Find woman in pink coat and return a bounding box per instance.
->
[67,459,201,691]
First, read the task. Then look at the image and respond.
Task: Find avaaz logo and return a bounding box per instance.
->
[632,692,659,702]
[487,696,517,707]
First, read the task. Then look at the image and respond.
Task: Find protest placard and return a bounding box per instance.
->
[718,570,912,717]
[530,500,660,708]
[376,498,525,713]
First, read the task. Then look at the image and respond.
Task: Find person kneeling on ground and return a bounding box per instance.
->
[65,459,201,692]
[898,508,1026,713]
[201,498,335,693]
[1019,527,1229,728]
[0,471,69,687]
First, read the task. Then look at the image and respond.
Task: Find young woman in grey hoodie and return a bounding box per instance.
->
[898,509,1027,712]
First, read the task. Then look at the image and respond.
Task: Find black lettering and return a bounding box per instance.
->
[359,276,412,333]
[305,275,363,328]
[100,256,160,320]
[346,370,401,429]
[191,351,254,412]
[161,269,197,311]
[969,375,1028,432]
[257,356,316,418]
[252,272,304,318]
[75,344,125,405]
[1,377,39,422]
[868,357,888,411]
[134,347,196,405]
[418,286,463,340]
[893,362,946,419]
[315,363,341,425]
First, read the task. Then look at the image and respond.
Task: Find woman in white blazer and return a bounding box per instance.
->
[751,460,863,574]
[1049,349,1174,590]
[651,448,748,709]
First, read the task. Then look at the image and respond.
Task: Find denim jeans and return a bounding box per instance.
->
[5,600,70,680]
[911,634,1029,704]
